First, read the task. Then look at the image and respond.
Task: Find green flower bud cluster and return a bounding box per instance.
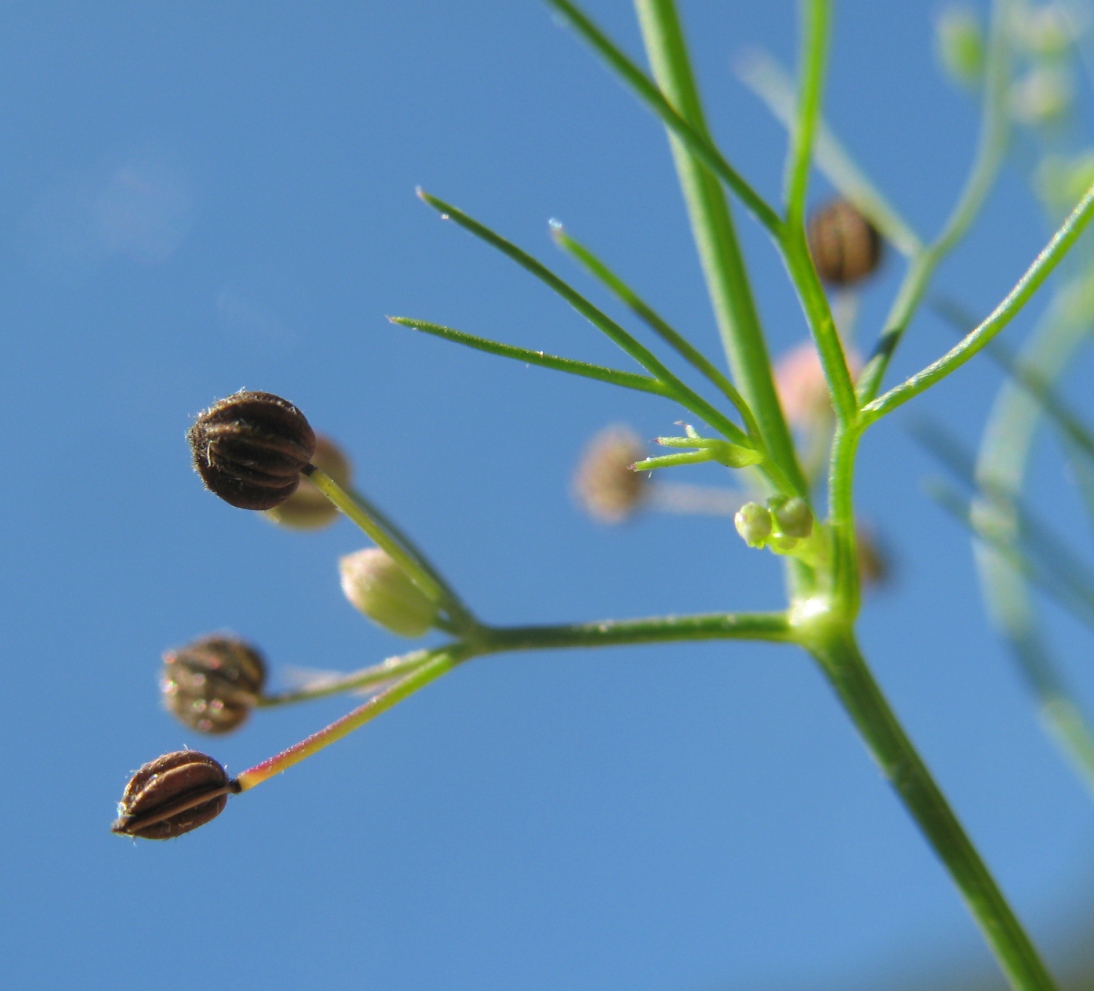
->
[734,496,816,556]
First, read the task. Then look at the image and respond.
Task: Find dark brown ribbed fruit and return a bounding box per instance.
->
[112,751,237,840]
[162,635,267,734]
[807,199,883,286]
[188,391,316,510]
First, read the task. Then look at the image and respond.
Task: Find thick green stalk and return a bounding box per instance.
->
[634,0,808,500]
[802,625,1060,991]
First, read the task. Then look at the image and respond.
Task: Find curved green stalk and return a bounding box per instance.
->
[633,0,809,501]
[857,0,1011,404]
[863,176,1094,422]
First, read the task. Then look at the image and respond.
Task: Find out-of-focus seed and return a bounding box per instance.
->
[807,199,883,286]
[161,635,267,735]
[573,426,650,524]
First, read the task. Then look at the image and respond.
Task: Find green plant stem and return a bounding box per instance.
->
[237,647,466,791]
[932,296,1094,461]
[258,611,794,708]
[857,0,1011,404]
[862,175,1094,423]
[633,0,809,502]
[258,649,437,707]
[783,0,828,221]
[803,626,1060,991]
[827,421,863,616]
[778,0,858,427]
[735,48,922,256]
[474,611,793,653]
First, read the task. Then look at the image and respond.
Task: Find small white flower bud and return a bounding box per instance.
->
[339,548,439,638]
[735,502,772,548]
[936,7,985,88]
[1009,67,1072,125]
[770,497,813,539]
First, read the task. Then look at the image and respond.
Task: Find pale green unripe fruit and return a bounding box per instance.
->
[735,502,772,548]
[339,548,439,638]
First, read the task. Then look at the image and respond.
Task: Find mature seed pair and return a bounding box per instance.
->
[113,750,238,840]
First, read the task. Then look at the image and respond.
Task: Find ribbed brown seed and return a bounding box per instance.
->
[807,199,883,286]
[112,751,237,840]
[162,635,267,734]
[188,391,316,510]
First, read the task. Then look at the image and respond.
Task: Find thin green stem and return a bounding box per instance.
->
[389,316,673,399]
[862,176,1094,423]
[933,296,1094,462]
[417,189,757,453]
[778,0,858,427]
[305,466,478,632]
[857,0,1011,404]
[549,222,763,443]
[633,0,809,500]
[258,650,436,707]
[804,628,1060,991]
[783,0,829,226]
[237,647,465,791]
[544,0,783,237]
[735,48,922,256]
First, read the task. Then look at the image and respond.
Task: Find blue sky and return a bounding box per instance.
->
[2,3,1093,990]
